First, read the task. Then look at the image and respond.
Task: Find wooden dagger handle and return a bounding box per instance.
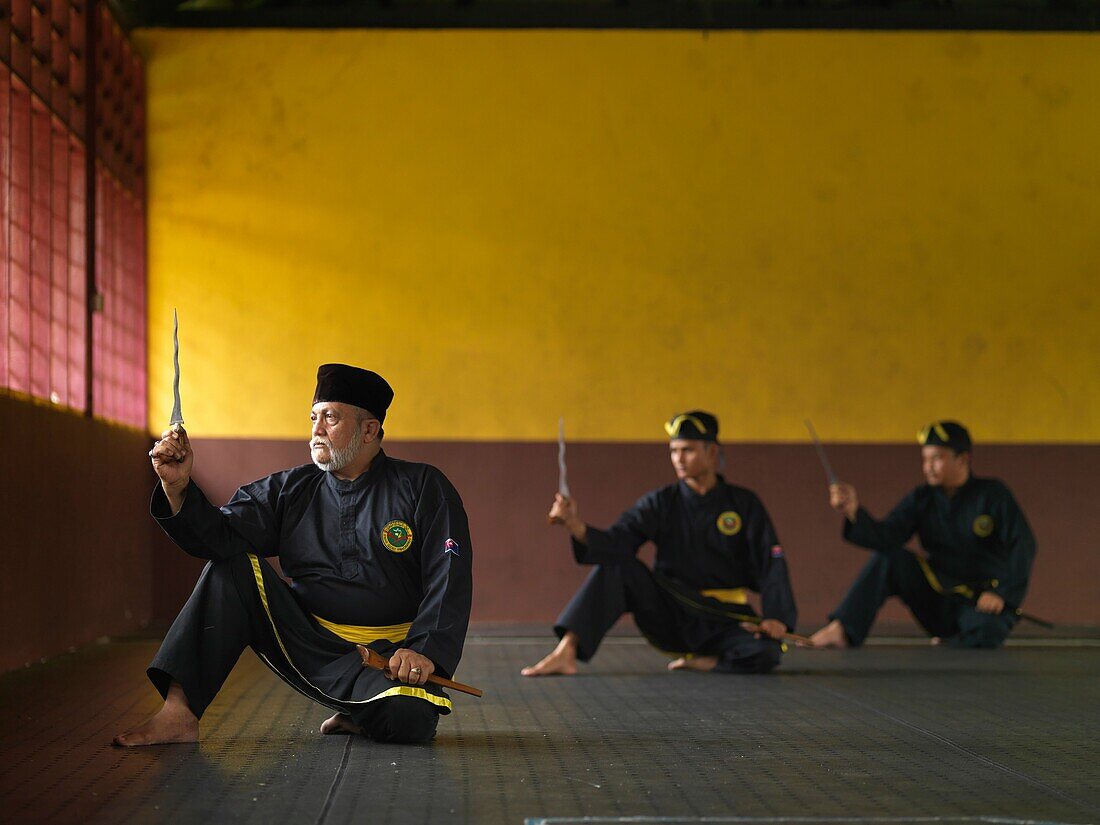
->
[357,645,484,698]
[738,617,815,647]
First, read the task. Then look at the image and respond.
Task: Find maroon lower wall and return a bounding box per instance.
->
[5,400,1089,676]
[0,394,154,672]
[150,437,1099,633]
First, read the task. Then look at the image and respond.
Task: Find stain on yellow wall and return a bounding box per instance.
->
[137,29,1100,442]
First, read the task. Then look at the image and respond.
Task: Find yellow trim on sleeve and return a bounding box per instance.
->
[312,615,412,645]
[369,685,454,710]
[247,554,453,712]
[700,588,749,605]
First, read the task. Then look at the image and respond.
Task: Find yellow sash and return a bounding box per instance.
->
[699,588,749,605]
[312,615,412,645]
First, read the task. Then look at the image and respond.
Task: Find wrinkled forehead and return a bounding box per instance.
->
[311,400,354,416]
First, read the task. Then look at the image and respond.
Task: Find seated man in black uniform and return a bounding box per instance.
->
[811,420,1036,649]
[115,364,473,746]
[522,411,797,677]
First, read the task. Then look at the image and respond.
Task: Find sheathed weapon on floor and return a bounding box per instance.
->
[1010,608,1055,629]
[737,617,815,646]
[357,645,484,698]
[909,552,1055,629]
[804,419,838,486]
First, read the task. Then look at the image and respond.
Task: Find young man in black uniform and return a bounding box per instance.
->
[811,420,1036,649]
[115,364,473,746]
[522,411,797,677]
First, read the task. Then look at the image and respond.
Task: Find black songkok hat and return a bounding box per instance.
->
[313,364,394,423]
[664,410,719,442]
[918,420,971,453]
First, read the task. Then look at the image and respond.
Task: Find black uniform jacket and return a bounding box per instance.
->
[574,476,797,630]
[152,450,473,678]
[844,475,1036,607]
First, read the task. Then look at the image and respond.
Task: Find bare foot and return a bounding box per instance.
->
[113,684,198,747]
[930,636,943,647]
[668,655,719,672]
[810,619,850,649]
[521,633,579,677]
[320,713,363,736]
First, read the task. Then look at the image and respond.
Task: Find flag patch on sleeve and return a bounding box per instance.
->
[771,545,784,558]
[444,538,460,556]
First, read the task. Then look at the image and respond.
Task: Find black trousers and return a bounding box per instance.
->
[555,558,782,674]
[830,546,1017,648]
[148,554,440,744]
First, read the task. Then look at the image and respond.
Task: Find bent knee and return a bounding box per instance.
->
[369,697,439,745]
[719,643,782,675]
[954,614,1012,649]
[749,647,782,674]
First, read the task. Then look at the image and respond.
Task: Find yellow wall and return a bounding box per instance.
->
[137,29,1100,443]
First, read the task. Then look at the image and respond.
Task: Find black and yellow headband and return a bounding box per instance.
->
[918,420,972,453]
[665,411,719,442]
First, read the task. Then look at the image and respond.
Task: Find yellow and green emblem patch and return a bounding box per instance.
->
[716,511,742,536]
[381,520,414,553]
[973,515,994,538]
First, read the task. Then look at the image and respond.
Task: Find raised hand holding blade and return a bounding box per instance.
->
[804,419,838,486]
[557,417,570,499]
[547,417,573,525]
[170,309,185,433]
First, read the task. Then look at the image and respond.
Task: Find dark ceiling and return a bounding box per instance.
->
[111,0,1099,31]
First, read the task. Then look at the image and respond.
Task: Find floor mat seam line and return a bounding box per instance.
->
[522,818,1099,824]
[313,734,353,825]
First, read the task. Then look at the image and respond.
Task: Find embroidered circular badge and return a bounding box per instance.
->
[381,520,414,553]
[716,511,742,536]
[973,515,994,538]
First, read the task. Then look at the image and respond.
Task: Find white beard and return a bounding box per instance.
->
[310,435,362,473]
